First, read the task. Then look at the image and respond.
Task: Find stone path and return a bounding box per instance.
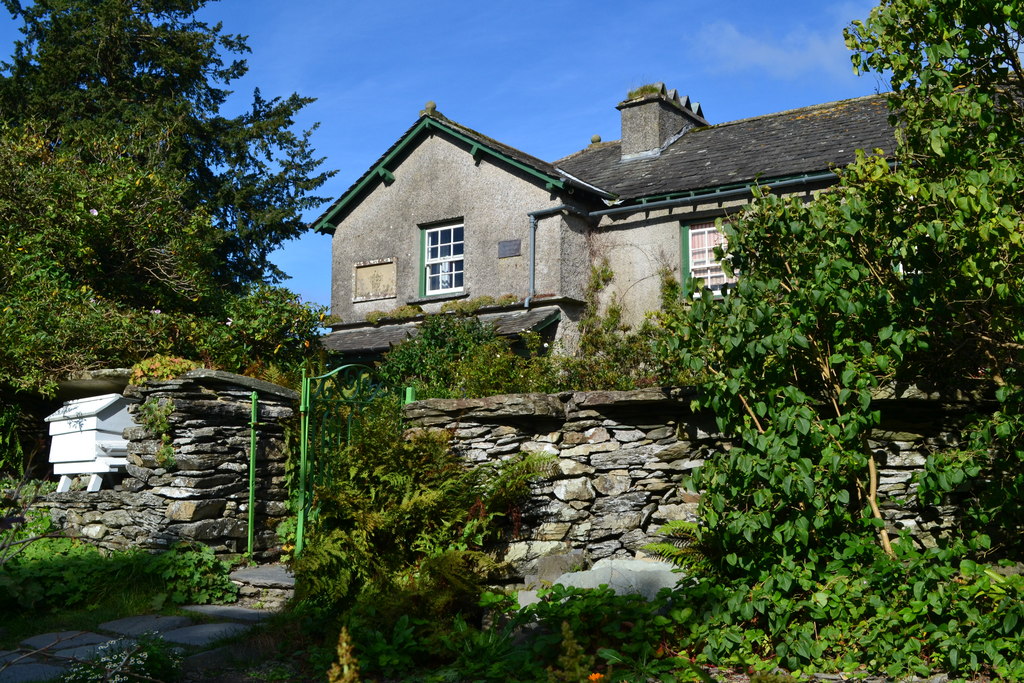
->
[0,564,293,683]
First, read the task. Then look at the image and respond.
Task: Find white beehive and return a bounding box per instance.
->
[46,393,135,492]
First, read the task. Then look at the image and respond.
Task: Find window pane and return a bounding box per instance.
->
[424,224,465,294]
[687,222,734,293]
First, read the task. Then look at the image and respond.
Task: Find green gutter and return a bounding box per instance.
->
[314,117,566,233]
[635,171,837,206]
[591,170,841,218]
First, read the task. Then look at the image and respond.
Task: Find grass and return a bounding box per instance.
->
[627,83,663,99]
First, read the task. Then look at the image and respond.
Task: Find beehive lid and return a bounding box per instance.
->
[45,393,128,423]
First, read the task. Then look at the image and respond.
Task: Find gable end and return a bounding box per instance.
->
[313,117,572,234]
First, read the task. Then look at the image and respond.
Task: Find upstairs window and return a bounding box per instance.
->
[423,223,464,296]
[682,220,736,295]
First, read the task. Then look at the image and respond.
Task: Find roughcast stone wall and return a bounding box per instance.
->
[404,388,976,576]
[40,370,295,562]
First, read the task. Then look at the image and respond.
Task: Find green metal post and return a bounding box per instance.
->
[247,392,258,558]
[296,369,310,555]
[404,386,416,405]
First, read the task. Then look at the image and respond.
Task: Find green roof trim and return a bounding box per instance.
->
[314,117,567,233]
[634,171,837,205]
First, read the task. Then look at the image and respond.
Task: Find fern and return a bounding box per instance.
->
[294,391,561,633]
[643,520,719,576]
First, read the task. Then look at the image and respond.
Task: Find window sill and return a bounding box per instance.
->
[407,290,470,306]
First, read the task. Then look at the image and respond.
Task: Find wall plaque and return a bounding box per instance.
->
[353,259,396,301]
[498,239,521,259]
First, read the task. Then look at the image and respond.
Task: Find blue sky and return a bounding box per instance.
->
[0,0,887,310]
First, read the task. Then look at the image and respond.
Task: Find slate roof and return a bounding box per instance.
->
[322,307,562,355]
[556,95,895,201]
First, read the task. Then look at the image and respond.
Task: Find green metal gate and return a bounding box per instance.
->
[295,364,389,555]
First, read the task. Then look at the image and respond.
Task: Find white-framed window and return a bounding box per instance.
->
[423,223,464,295]
[683,220,736,295]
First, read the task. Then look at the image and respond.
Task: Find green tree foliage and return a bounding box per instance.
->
[0,125,324,397]
[846,0,1024,551]
[0,0,331,405]
[657,0,1024,574]
[0,0,334,285]
[645,0,1024,675]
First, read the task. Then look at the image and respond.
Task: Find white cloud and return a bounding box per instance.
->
[692,18,858,82]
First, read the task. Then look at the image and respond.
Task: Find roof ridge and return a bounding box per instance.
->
[554,140,619,165]
[555,93,890,163]
[706,93,889,130]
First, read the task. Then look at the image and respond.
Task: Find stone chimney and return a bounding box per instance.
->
[617,83,707,159]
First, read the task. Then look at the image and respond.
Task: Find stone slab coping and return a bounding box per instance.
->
[181,604,274,623]
[161,622,252,647]
[230,564,295,589]
[179,370,298,401]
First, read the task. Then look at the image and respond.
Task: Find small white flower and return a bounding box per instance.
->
[89,208,98,216]
[150,309,161,314]
[225,318,233,326]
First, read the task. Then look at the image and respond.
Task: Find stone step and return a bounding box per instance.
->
[229,563,295,611]
[518,556,679,608]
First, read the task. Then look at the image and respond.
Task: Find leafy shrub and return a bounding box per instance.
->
[135,398,176,469]
[365,304,423,325]
[373,264,694,398]
[0,482,54,567]
[294,396,544,616]
[0,125,326,399]
[376,314,558,398]
[129,355,200,384]
[0,403,27,477]
[0,539,236,611]
[439,294,518,315]
[292,395,552,680]
[152,543,238,606]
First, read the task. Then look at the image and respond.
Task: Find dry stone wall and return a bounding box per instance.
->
[39,377,975,573]
[40,370,295,561]
[405,388,975,576]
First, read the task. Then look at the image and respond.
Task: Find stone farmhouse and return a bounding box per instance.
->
[314,84,894,359]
